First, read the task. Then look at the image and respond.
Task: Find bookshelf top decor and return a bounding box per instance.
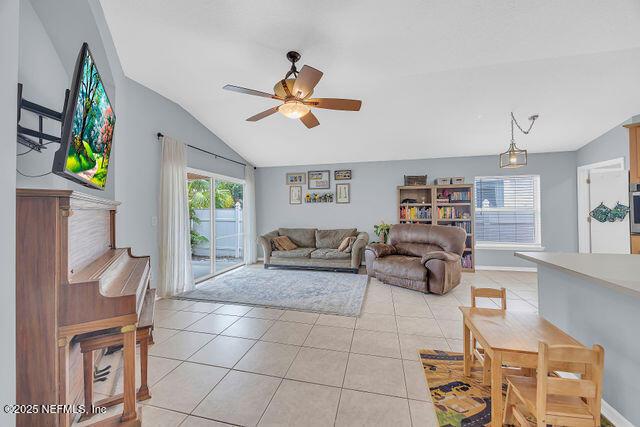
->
[403,175,428,186]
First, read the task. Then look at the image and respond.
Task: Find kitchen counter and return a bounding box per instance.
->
[515,252,640,296]
[516,251,640,426]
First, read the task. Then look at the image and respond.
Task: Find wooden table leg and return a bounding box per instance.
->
[463,320,471,376]
[120,325,138,423]
[490,351,503,427]
[137,331,151,401]
[483,354,492,385]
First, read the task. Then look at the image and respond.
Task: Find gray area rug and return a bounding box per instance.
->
[178,267,369,316]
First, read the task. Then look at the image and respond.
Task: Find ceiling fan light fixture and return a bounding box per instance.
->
[223,51,361,128]
[278,99,310,119]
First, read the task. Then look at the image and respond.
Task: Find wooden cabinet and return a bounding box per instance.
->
[632,235,640,254]
[624,123,640,183]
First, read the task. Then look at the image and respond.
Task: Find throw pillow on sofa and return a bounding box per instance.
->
[272,236,298,251]
[338,236,357,252]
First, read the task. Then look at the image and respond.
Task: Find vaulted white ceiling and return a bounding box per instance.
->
[100,0,640,167]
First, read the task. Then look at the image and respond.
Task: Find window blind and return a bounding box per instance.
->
[474,175,541,245]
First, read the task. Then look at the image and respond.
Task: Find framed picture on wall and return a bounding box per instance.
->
[289,186,302,204]
[334,169,352,180]
[286,172,306,185]
[308,170,330,189]
[336,183,350,203]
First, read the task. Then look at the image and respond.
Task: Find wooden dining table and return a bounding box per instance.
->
[459,306,583,427]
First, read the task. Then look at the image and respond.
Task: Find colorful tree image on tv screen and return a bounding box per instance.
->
[65,50,114,188]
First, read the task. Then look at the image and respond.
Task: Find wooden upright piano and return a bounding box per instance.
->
[16,189,153,426]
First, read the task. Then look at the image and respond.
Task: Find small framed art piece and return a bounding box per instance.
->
[334,169,352,180]
[308,170,330,189]
[286,172,306,185]
[336,183,350,203]
[289,186,302,204]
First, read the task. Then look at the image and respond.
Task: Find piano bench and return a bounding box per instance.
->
[77,324,153,421]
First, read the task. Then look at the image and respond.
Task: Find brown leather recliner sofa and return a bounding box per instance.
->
[365,224,466,295]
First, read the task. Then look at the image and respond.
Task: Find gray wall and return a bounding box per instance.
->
[256,152,578,268]
[537,265,640,425]
[576,115,640,168]
[17,0,116,199]
[0,0,19,423]
[17,0,248,288]
[113,76,246,287]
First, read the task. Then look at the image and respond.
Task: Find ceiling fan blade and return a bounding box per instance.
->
[300,111,320,129]
[223,85,280,99]
[305,98,362,111]
[246,106,279,122]
[292,65,323,98]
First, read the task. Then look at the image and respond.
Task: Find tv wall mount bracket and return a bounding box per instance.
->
[16,83,69,152]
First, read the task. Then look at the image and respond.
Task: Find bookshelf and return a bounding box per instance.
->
[398,183,475,271]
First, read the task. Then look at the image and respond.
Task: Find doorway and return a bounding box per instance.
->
[187,168,245,282]
[577,158,630,253]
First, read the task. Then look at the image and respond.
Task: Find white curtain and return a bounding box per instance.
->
[243,164,258,264]
[158,136,194,297]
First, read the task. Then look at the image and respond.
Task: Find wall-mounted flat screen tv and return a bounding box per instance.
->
[53,43,115,190]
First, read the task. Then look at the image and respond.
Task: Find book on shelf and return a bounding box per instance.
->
[437,190,471,203]
[437,206,468,220]
[400,206,432,220]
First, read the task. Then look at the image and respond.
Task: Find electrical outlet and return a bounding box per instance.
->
[151,216,158,226]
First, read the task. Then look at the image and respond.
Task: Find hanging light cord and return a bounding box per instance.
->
[510,112,538,143]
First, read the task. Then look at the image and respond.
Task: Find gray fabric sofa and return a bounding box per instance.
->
[259,228,369,273]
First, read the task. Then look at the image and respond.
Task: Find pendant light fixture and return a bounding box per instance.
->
[500,112,539,168]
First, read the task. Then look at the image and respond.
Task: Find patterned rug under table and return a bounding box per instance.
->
[419,349,496,427]
[418,349,614,427]
[177,266,368,316]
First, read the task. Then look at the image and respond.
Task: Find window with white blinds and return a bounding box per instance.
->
[474,175,541,247]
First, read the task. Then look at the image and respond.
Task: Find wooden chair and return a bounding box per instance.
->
[503,342,604,427]
[470,286,507,384]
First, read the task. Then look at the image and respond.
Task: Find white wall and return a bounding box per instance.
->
[256,151,578,268]
[0,0,19,423]
[17,0,248,288]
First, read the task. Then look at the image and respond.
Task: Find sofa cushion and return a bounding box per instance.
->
[373,255,427,282]
[315,228,357,249]
[271,247,315,258]
[278,228,317,248]
[310,248,351,260]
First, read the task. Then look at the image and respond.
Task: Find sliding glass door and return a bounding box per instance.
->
[213,179,244,273]
[187,169,245,282]
[188,173,213,281]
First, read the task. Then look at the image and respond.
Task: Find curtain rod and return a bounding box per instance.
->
[156,132,252,169]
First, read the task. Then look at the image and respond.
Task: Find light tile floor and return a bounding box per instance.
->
[77,268,538,427]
